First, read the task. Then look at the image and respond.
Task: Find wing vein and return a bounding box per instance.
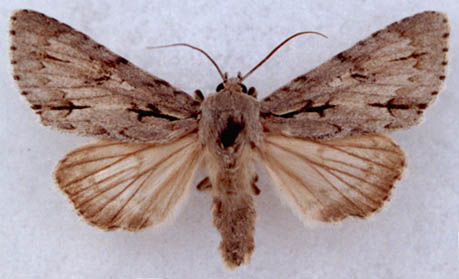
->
[308,163,368,213]
[330,143,401,154]
[74,166,137,199]
[267,139,390,191]
[322,157,389,183]
[106,141,194,224]
[318,142,399,171]
[104,169,153,223]
[62,145,154,188]
[265,152,325,207]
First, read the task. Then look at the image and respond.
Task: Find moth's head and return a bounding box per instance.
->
[215,75,257,98]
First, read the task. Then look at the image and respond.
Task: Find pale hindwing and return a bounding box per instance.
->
[261,11,449,140]
[55,134,202,231]
[10,10,199,143]
[258,134,406,222]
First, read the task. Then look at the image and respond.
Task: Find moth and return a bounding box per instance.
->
[9,9,449,269]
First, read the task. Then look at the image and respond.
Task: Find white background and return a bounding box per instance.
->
[1,1,457,278]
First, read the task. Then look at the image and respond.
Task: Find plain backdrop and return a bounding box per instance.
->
[0,1,457,278]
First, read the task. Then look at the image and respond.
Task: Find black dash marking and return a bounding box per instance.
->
[10,30,16,36]
[439,75,446,80]
[390,52,427,62]
[94,75,110,83]
[303,103,336,117]
[350,73,369,80]
[49,101,90,116]
[276,101,336,118]
[128,104,179,121]
[369,102,408,109]
[44,53,70,63]
[51,104,90,111]
[369,98,410,116]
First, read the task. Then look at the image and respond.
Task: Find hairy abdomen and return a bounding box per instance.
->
[211,166,256,269]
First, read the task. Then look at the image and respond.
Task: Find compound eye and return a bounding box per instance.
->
[240,83,247,93]
[216,83,224,92]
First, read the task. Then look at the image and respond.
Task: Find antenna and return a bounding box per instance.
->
[240,31,327,82]
[148,43,226,81]
[149,31,327,82]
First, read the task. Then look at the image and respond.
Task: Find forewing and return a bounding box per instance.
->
[10,9,199,143]
[261,11,449,140]
[257,134,405,223]
[55,134,202,231]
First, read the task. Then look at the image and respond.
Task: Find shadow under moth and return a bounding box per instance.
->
[9,9,449,269]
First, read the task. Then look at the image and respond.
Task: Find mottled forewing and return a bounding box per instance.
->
[10,10,199,143]
[261,11,449,140]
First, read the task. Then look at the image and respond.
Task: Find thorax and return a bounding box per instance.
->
[198,90,263,166]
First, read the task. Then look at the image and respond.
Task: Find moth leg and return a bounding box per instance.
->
[196,177,212,191]
[194,89,204,102]
[251,175,260,195]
